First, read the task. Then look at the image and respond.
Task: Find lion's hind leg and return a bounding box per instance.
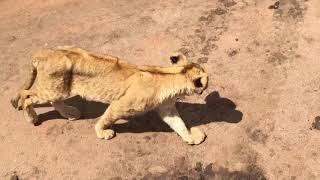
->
[21,90,66,124]
[10,89,39,124]
[11,61,38,110]
[11,90,36,111]
[51,101,81,120]
[19,90,41,124]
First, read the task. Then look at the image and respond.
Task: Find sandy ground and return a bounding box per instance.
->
[0,0,319,179]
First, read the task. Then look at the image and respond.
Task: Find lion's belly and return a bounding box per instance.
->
[70,76,126,103]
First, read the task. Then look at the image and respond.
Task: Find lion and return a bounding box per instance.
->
[11,46,209,145]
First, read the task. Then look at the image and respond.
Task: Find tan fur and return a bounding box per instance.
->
[11,47,209,145]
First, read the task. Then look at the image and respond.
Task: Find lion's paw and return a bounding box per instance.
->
[190,127,206,145]
[96,129,115,140]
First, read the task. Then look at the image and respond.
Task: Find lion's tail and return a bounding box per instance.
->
[11,60,38,109]
[22,61,38,90]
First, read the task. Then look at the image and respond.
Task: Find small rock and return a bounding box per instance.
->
[268,1,280,9]
[312,116,320,130]
[148,166,168,174]
[220,0,237,7]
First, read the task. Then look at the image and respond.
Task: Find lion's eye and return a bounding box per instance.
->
[170,56,179,64]
[194,78,202,88]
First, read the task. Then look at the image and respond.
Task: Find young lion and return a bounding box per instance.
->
[11,47,209,145]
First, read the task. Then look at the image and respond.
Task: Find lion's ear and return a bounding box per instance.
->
[170,52,189,66]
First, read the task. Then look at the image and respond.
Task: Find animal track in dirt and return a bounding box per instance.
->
[246,128,269,144]
[45,122,73,136]
[227,48,239,57]
[175,0,232,61]
[260,0,308,67]
[214,7,228,15]
[104,31,122,44]
[178,47,196,58]
[197,57,209,64]
[267,51,288,66]
[272,0,307,20]
[0,62,19,83]
[15,166,47,180]
[201,44,218,56]
[138,16,156,25]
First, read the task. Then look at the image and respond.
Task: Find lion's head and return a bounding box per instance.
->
[169,53,209,95]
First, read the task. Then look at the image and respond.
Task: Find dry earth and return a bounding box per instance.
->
[0,0,319,179]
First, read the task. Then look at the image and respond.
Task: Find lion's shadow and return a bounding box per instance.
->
[37,91,243,132]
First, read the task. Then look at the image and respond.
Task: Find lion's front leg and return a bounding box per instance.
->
[157,102,206,145]
[95,105,118,140]
[94,100,134,140]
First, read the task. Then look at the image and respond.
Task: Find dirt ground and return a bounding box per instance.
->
[0,0,319,179]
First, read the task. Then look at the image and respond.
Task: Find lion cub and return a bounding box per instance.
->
[11,47,209,145]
